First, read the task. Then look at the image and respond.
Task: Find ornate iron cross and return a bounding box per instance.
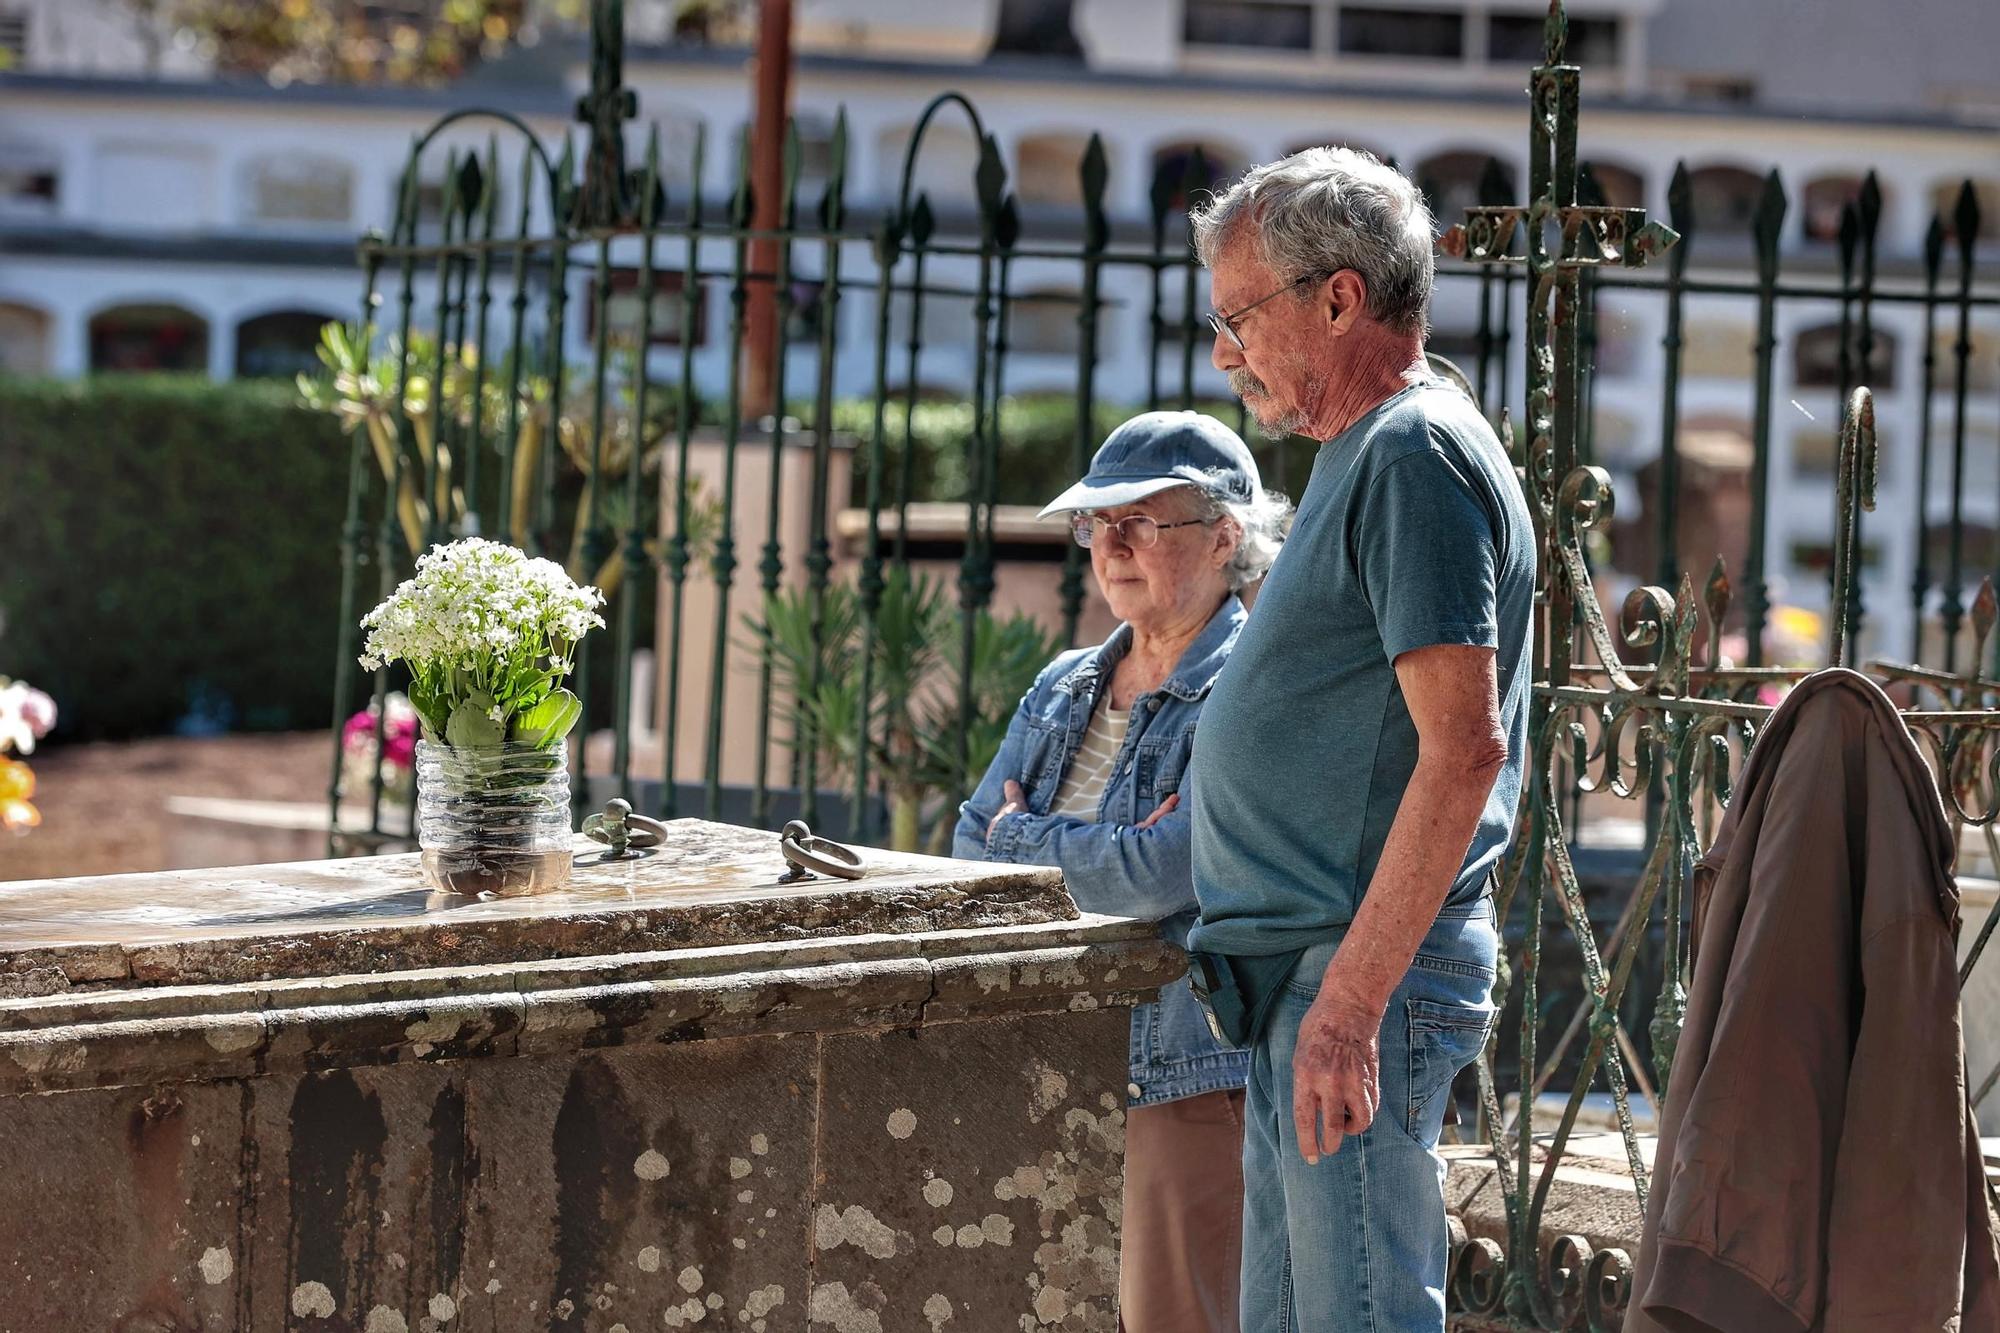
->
[574,0,639,229]
[1435,12,1688,1323]
[1437,0,1680,691]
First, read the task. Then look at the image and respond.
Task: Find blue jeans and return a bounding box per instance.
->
[1240,899,1499,1332]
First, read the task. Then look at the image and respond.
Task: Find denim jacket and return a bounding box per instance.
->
[952,596,1251,1108]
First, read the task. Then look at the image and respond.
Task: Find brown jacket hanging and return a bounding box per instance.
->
[1628,668,2000,1333]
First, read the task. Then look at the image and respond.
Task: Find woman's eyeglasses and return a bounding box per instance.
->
[1070,512,1214,550]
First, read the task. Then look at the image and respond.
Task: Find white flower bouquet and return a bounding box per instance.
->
[359,538,605,750]
[357,539,604,895]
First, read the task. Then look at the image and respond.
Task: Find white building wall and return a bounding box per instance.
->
[3,16,1999,656]
[1073,0,1180,75]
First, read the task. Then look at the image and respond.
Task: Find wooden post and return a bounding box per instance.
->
[744,0,793,421]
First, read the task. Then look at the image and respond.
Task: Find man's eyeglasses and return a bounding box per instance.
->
[1070,512,1214,550]
[1205,273,1317,351]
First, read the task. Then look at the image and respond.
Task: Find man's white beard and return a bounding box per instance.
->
[1229,367,1318,440]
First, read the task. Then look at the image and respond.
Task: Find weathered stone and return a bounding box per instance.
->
[926,937,1184,1024]
[813,1012,1130,1331]
[454,1042,821,1329]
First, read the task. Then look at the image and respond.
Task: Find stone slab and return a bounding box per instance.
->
[0,819,1074,994]
[0,919,1184,1097]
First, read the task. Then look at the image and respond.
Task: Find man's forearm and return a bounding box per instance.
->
[1315,752,1502,1016]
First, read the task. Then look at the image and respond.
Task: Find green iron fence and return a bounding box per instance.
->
[318,2,2000,1325]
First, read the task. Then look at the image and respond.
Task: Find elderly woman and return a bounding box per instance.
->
[953,411,1291,1333]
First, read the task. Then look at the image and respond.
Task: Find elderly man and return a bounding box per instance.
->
[1184,147,1536,1329]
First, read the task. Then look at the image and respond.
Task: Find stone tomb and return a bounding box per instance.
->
[0,819,1179,1331]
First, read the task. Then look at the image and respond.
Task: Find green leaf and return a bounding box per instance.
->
[445,693,506,749]
[408,674,452,739]
[512,688,581,748]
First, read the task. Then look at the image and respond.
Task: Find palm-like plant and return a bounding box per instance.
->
[920,607,1067,816]
[749,568,1061,851]
[300,322,550,555]
[299,322,716,598]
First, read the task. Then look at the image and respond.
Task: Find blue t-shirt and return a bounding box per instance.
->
[1187,380,1536,957]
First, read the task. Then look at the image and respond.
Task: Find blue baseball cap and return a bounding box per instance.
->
[1036,411,1262,518]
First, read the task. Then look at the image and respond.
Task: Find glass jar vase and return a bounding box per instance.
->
[414,740,573,896]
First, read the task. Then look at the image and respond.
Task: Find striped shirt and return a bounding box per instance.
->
[1048,702,1129,820]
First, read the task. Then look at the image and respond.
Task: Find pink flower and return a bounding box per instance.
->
[17,688,53,738]
[342,709,376,748]
[0,681,55,756]
[344,693,420,771]
[381,715,418,768]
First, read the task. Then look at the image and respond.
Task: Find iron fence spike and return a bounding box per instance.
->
[1182,143,1210,206]
[482,136,501,227]
[1975,581,1999,668]
[1666,160,1693,237]
[1082,134,1110,253]
[640,123,664,226]
[975,132,1008,222]
[781,118,801,229]
[1706,558,1731,618]
[455,151,485,225]
[996,194,1021,250]
[1543,0,1567,66]
[820,109,849,228]
[1148,155,1176,228]
[687,120,706,225]
[1752,169,1787,261]
[730,129,754,228]
[1081,133,1108,211]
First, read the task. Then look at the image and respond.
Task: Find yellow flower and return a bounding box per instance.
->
[1772,605,1824,643]
[0,757,36,833]
[0,758,31,801]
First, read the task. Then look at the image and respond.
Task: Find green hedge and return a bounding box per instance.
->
[0,376,355,740]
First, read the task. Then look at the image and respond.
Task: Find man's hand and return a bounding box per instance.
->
[1292,994,1384,1164]
[1136,793,1179,829]
[986,779,1030,844]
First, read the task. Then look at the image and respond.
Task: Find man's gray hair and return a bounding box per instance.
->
[1190,147,1436,337]
[1167,474,1294,593]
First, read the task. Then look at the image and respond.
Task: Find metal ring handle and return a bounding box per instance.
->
[778,820,865,882]
[616,814,669,846]
[582,798,669,860]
